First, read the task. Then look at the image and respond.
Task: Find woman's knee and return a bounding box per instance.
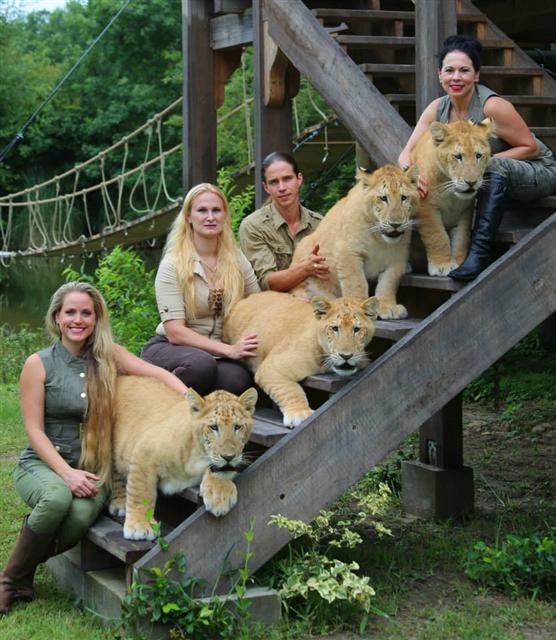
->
[178,350,218,394]
[215,361,253,395]
[486,156,512,178]
[27,483,73,534]
[40,483,73,515]
[57,491,108,549]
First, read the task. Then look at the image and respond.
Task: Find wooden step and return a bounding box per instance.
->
[86,515,155,564]
[251,410,291,445]
[313,8,415,23]
[338,35,514,51]
[400,274,464,292]
[338,34,415,48]
[361,64,542,78]
[457,13,487,25]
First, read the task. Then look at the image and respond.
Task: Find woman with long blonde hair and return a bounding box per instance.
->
[0,282,187,615]
[141,183,260,394]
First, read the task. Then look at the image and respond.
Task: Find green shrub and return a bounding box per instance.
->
[217,167,255,236]
[269,483,392,631]
[0,323,47,383]
[64,247,158,354]
[464,531,556,599]
[120,528,256,640]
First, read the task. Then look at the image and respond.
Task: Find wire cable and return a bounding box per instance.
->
[0,0,133,163]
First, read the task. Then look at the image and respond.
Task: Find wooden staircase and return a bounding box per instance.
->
[304,0,556,155]
[48,0,556,621]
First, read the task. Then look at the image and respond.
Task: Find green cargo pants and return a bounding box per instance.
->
[13,459,108,549]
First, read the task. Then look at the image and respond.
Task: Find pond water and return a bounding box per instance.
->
[0,248,161,329]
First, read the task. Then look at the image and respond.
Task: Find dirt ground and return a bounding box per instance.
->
[322,404,556,640]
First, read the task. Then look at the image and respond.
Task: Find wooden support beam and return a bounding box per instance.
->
[253,0,296,206]
[136,214,556,593]
[262,0,411,167]
[418,393,463,468]
[211,11,253,50]
[182,0,217,191]
[415,0,457,116]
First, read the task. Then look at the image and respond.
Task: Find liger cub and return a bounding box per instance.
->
[109,376,257,541]
[411,118,494,276]
[289,164,420,320]
[224,292,379,428]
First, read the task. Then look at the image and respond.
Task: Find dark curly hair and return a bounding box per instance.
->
[438,34,482,71]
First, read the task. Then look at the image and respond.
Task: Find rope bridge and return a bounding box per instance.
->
[0,82,341,268]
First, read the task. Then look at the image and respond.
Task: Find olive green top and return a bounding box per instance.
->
[19,340,87,467]
[239,201,322,290]
[437,83,555,164]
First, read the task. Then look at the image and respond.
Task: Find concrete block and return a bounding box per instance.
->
[401,461,474,520]
[84,567,127,620]
[46,545,85,603]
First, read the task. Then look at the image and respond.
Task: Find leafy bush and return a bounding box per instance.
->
[217,167,255,236]
[269,483,391,631]
[464,531,556,599]
[120,529,256,640]
[64,246,158,354]
[0,323,47,383]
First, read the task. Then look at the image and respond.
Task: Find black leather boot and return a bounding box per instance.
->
[450,173,509,281]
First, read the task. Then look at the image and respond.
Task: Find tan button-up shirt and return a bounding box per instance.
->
[239,202,322,289]
[155,251,260,341]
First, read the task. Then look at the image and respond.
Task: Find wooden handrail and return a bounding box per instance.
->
[261,0,411,165]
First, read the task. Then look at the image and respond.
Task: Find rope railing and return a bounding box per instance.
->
[0,53,338,266]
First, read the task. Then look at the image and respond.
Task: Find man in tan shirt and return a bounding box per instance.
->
[239,152,329,291]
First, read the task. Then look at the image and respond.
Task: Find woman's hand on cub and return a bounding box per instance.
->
[62,468,100,498]
[228,332,258,359]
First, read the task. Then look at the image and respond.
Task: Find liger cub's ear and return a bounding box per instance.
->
[357,166,373,189]
[362,296,380,320]
[187,388,205,413]
[430,121,446,146]
[404,164,419,185]
[311,296,332,319]
[239,387,258,414]
[478,117,497,139]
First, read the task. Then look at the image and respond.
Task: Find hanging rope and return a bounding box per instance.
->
[0,0,133,163]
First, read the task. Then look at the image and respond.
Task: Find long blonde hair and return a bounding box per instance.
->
[46,282,117,486]
[164,183,244,319]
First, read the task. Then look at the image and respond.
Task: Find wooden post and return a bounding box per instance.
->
[402,1,473,522]
[253,0,296,207]
[401,372,474,522]
[415,0,457,116]
[182,0,217,192]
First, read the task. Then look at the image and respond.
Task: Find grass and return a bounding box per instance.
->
[1,326,555,639]
[0,384,118,640]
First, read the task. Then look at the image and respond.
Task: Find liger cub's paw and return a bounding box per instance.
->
[108,499,126,517]
[428,260,458,277]
[200,475,238,517]
[282,408,313,428]
[123,517,157,541]
[378,303,408,320]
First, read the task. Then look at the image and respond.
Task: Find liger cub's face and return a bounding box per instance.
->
[360,165,419,244]
[188,388,257,475]
[314,296,380,377]
[431,120,493,199]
